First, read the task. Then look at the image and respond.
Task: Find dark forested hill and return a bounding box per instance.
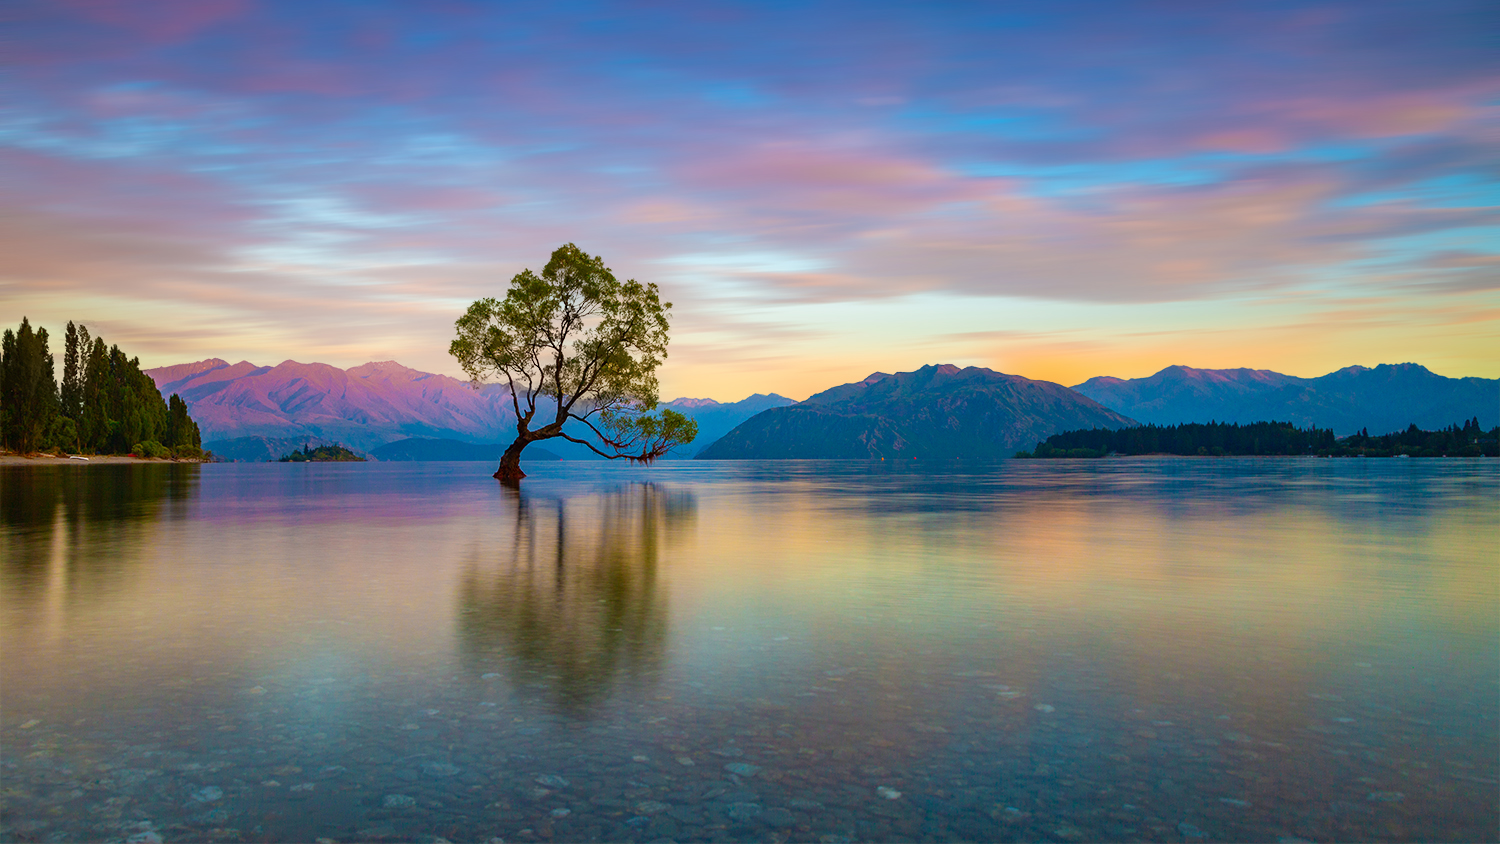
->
[662,394,797,458]
[697,364,1136,459]
[1072,363,1498,435]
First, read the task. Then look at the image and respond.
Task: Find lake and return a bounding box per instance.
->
[1,460,1495,843]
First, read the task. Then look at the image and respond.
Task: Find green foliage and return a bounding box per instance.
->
[450,243,696,467]
[0,318,206,457]
[601,408,698,465]
[278,443,365,462]
[61,321,83,421]
[0,318,60,452]
[166,393,202,451]
[1329,419,1497,457]
[47,416,79,453]
[134,440,171,459]
[1020,419,1498,458]
[1023,421,1336,457]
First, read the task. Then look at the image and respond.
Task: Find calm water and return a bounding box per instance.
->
[1,460,1495,843]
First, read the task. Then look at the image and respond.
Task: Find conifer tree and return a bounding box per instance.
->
[3,319,205,457]
[0,318,59,452]
[80,337,109,451]
[62,322,80,420]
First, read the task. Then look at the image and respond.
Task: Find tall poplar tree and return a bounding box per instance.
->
[61,321,82,421]
[0,318,58,452]
[79,337,109,451]
[2,319,204,456]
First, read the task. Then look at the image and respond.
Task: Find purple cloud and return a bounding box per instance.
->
[3,0,1495,383]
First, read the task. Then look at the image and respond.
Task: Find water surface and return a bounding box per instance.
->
[2,460,1496,842]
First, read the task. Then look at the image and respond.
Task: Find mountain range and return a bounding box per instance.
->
[1072,363,1497,436]
[148,358,1496,461]
[146,359,516,451]
[697,364,1135,459]
[145,358,794,459]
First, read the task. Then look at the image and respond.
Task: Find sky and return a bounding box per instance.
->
[4,0,1497,401]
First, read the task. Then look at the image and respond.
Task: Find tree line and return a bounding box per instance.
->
[0,318,204,458]
[1018,419,1497,458]
[1334,419,1496,457]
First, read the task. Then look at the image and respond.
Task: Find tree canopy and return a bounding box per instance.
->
[1017,419,1497,458]
[0,318,203,458]
[450,244,696,481]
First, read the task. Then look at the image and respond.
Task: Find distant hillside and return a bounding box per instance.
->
[697,364,1136,459]
[148,357,796,458]
[370,438,560,462]
[147,359,517,450]
[205,435,361,463]
[663,393,798,458]
[407,393,798,461]
[1072,363,1499,436]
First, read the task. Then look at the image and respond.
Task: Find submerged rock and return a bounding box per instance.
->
[725,802,762,822]
[762,807,796,827]
[421,762,460,777]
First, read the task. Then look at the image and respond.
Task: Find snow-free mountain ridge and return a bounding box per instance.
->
[146,358,795,457]
[149,358,1496,459]
[1072,363,1498,435]
[697,364,1136,459]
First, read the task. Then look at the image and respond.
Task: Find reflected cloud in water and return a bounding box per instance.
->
[456,482,696,715]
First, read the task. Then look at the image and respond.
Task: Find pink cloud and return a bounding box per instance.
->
[674,141,1000,220]
[56,0,250,45]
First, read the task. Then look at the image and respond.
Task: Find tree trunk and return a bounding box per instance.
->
[494,439,529,483]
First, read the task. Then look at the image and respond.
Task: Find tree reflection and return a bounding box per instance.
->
[0,464,198,602]
[456,483,695,716]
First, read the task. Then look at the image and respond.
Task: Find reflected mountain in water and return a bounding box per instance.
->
[456,482,695,715]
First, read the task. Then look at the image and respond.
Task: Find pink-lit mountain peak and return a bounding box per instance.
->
[348,360,437,381]
[1158,365,1293,385]
[144,358,521,449]
[147,358,229,386]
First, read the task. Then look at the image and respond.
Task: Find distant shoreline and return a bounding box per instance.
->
[0,454,209,466]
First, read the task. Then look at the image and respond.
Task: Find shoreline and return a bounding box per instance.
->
[0,454,209,466]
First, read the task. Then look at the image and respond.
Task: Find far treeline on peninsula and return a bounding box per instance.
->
[1018,419,1498,459]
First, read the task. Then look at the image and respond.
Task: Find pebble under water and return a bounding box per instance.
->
[1,459,1495,842]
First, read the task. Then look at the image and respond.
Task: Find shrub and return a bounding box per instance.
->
[134,440,170,459]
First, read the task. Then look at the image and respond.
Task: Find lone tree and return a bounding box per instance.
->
[450,243,697,482]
